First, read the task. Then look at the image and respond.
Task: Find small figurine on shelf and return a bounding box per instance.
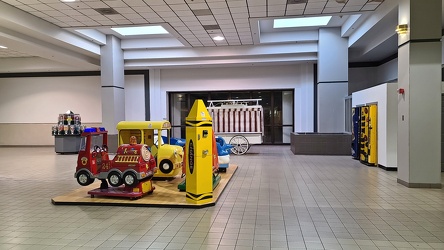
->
[52,126,57,136]
[52,111,82,136]
[58,124,64,135]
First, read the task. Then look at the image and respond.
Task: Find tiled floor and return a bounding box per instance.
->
[0,146,444,250]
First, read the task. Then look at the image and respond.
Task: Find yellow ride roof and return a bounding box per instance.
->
[116,120,171,130]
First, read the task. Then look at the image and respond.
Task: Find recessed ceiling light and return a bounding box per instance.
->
[111,26,169,36]
[274,16,332,28]
[0,45,7,49]
[213,36,225,41]
[60,0,76,2]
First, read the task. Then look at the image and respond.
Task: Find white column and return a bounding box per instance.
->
[397,0,442,188]
[317,28,348,133]
[100,35,125,135]
[149,69,163,121]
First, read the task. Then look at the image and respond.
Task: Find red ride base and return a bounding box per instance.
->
[87,180,155,200]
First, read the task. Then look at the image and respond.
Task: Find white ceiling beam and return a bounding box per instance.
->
[0,27,100,69]
[124,43,318,60]
[341,14,367,38]
[0,57,94,73]
[121,38,185,49]
[0,1,100,55]
[260,30,319,44]
[361,12,398,56]
[70,29,107,45]
[124,53,317,68]
[347,0,399,47]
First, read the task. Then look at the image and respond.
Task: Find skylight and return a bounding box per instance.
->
[111,26,169,36]
[274,16,332,28]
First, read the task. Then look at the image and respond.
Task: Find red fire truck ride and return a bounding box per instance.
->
[74,127,157,188]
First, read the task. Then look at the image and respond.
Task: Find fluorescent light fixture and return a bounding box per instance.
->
[111,26,169,36]
[274,16,332,28]
[0,45,7,49]
[213,36,225,41]
[60,0,76,2]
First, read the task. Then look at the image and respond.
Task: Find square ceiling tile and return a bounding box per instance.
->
[286,9,304,15]
[188,3,209,10]
[286,3,306,10]
[230,6,248,14]
[227,1,247,7]
[304,8,323,14]
[207,2,228,8]
[114,7,137,14]
[169,4,191,11]
[342,5,362,12]
[47,3,72,10]
[323,7,343,13]
[174,10,195,16]
[247,0,267,6]
[211,8,230,14]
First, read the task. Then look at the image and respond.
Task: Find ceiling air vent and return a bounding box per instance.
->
[287,0,307,4]
[94,8,120,15]
[192,9,212,16]
[203,25,221,31]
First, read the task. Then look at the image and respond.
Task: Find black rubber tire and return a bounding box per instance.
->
[123,172,139,187]
[76,171,94,186]
[159,160,174,174]
[108,172,122,187]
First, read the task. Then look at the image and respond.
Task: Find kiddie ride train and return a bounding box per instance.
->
[74,102,230,204]
[74,127,157,199]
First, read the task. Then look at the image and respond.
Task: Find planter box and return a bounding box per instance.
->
[290,133,351,155]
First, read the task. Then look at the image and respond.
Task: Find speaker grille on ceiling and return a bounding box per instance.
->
[203,25,221,31]
[287,0,307,4]
[94,8,120,15]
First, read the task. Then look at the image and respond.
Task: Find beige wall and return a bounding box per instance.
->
[0,123,101,146]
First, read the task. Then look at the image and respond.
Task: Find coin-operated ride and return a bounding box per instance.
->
[215,136,232,172]
[184,99,222,205]
[177,130,222,192]
[74,127,157,199]
[116,121,184,178]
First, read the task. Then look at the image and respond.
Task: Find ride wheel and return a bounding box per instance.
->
[229,135,249,155]
[123,172,139,187]
[108,172,123,187]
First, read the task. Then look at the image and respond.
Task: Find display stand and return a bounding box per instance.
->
[54,135,81,154]
[52,111,84,154]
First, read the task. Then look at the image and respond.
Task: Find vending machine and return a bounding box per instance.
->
[367,104,378,165]
[351,107,361,159]
[359,106,369,163]
[359,105,377,166]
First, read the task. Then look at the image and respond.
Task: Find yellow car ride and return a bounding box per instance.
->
[116,121,184,178]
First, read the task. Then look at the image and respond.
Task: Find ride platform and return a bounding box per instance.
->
[87,179,155,199]
[177,172,222,192]
[52,165,237,208]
